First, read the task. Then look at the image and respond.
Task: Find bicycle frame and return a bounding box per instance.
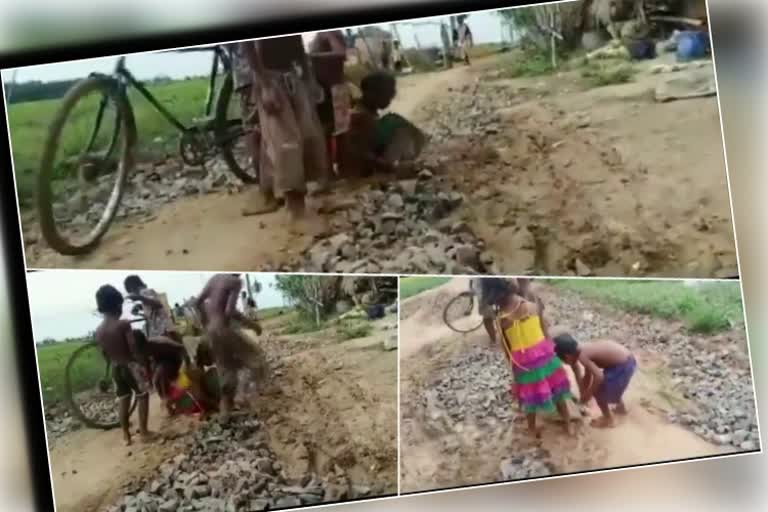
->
[84,47,233,153]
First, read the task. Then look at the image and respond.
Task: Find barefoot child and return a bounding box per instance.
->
[485,279,573,437]
[196,274,267,423]
[554,334,637,428]
[339,72,426,178]
[124,275,181,343]
[93,285,153,445]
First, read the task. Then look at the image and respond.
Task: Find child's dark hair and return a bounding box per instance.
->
[481,278,520,308]
[361,72,396,98]
[554,334,579,360]
[124,275,146,294]
[196,342,214,368]
[96,285,124,315]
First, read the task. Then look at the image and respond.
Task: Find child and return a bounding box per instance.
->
[163,342,219,418]
[485,279,573,437]
[339,72,425,178]
[196,274,267,423]
[124,275,181,343]
[554,334,637,428]
[134,329,188,416]
[93,285,153,445]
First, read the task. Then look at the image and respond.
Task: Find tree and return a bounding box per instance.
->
[497,2,590,52]
[274,275,340,325]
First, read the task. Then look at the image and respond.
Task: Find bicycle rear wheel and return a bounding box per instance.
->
[65,342,137,430]
[443,291,485,334]
[37,75,137,255]
[214,73,258,183]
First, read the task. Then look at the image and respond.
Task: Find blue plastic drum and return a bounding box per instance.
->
[677,30,709,62]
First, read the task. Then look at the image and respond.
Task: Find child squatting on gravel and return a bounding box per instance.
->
[554,334,637,428]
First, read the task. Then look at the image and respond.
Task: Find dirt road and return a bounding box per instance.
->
[24,54,735,277]
[399,279,754,493]
[47,313,398,511]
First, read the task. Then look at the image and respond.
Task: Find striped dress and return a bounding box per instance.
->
[499,309,571,413]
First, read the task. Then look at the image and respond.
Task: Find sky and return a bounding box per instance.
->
[26,270,285,342]
[4,9,508,83]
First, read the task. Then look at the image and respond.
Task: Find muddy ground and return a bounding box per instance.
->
[399,278,758,494]
[23,53,735,278]
[46,312,398,512]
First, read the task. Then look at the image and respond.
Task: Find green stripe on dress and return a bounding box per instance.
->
[515,356,564,385]
[521,389,573,414]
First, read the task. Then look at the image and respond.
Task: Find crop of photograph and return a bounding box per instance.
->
[399,276,758,493]
[3,1,737,278]
[28,270,398,512]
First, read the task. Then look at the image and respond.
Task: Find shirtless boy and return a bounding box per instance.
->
[94,285,154,445]
[195,274,266,423]
[554,334,637,428]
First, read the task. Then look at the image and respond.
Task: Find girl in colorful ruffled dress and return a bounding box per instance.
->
[485,279,573,437]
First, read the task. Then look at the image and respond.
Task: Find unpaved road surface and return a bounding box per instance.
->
[47,313,398,512]
[399,279,757,493]
[23,55,735,277]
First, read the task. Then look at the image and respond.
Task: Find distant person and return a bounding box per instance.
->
[485,279,573,437]
[195,274,266,423]
[339,72,425,178]
[240,36,330,221]
[554,334,637,428]
[470,277,497,346]
[94,285,153,445]
[457,16,473,65]
[392,40,404,72]
[123,275,181,343]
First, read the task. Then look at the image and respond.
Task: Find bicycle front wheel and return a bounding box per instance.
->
[37,75,137,255]
[214,73,258,183]
[443,291,485,334]
[65,342,137,430]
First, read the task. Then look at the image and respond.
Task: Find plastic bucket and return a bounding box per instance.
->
[676,31,709,62]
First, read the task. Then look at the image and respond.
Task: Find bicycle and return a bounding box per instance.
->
[64,312,147,430]
[38,45,256,256]
[442,287,487,334]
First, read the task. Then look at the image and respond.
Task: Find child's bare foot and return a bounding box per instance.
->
[242,192,280,216]
[590,417,615,429]
[528,426,543,439]
[139,431,159,443]
[286,196,306,221]
[563,422,574,436]
[123,433,132,446]
[615,402,628,415]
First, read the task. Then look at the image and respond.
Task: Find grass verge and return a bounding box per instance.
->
[36,340,101,405]
[400,276,451,299]
[552,280,743,334]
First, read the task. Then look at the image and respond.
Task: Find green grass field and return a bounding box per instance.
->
[36,339,103,405]
[8,77,213,207]
[552,280,743,334]
[400,276,452,299]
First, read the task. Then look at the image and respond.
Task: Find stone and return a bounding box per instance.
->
[575,258,592,276]
[275,496,302,508]
[248,499,269,511]
[383,335,398,351]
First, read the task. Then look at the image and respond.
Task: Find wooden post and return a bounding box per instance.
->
[550,7,557,69]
